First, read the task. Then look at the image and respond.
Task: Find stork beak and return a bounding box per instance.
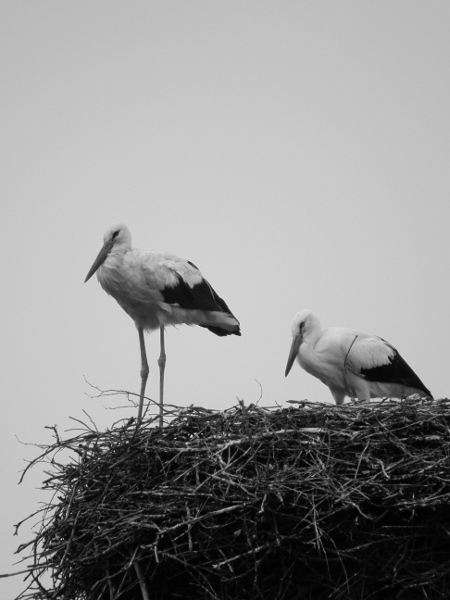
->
[285,334,302,377]
[84,239,115,282]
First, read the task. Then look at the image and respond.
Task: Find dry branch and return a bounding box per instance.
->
[9,397,450,600]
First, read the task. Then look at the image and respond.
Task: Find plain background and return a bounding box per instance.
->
[1,2,449,597]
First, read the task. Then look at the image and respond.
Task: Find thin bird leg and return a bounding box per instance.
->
[137,326,149,425]
[158,324,166,428]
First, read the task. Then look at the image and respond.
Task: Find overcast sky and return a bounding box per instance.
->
[1,2,450,596]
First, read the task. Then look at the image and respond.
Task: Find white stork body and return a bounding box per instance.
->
[85,224,240,423]
[285,310,432,405]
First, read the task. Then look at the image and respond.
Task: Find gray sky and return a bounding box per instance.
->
[1,2,449,596]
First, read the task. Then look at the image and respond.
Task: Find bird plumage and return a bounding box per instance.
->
[85,223,240,425]
[85,223,241,336]
[285,309,432,405]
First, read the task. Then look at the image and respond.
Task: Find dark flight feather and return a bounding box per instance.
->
[360,346,432,398]
[162,271,241,337]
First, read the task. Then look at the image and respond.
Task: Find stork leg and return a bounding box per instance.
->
[137,326,149,426]
[330,388,346,407]
[158,324,166,428]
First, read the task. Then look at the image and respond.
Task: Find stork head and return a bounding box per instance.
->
[285,309,321,376]
[84,223,132,283]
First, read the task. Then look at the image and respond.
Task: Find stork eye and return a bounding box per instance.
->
[112,230,120,239]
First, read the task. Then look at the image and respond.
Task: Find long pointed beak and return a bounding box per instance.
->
[285,334,302,377]
[84,239,114,282]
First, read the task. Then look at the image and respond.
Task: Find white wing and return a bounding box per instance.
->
[346,334,395,374]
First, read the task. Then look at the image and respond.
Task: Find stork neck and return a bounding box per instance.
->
[303,315,322,347]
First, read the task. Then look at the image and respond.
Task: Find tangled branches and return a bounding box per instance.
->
[11,398,450,599]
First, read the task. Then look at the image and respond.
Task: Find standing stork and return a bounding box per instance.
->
[285,309,432,405]
[85,223,241,425]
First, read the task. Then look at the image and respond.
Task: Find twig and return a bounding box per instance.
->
[343,334,358,401]
[134,560,150,600]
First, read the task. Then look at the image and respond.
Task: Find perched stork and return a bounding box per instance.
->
[85,223,241,425]
[285,309,432,405]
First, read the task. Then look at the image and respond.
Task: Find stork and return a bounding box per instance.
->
[285,309,432,405]
[85,223,241,425]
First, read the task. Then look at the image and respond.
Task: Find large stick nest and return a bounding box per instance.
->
[13,398,450,600]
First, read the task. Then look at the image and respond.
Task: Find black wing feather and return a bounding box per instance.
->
[360,348,432,398]
[161,271,241,337]
[162,272,231,313]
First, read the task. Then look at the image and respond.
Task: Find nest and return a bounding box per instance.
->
[13,397,450,600]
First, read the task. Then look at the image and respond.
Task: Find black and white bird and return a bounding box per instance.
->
[85,223,241,424]
[285,309,432,405]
